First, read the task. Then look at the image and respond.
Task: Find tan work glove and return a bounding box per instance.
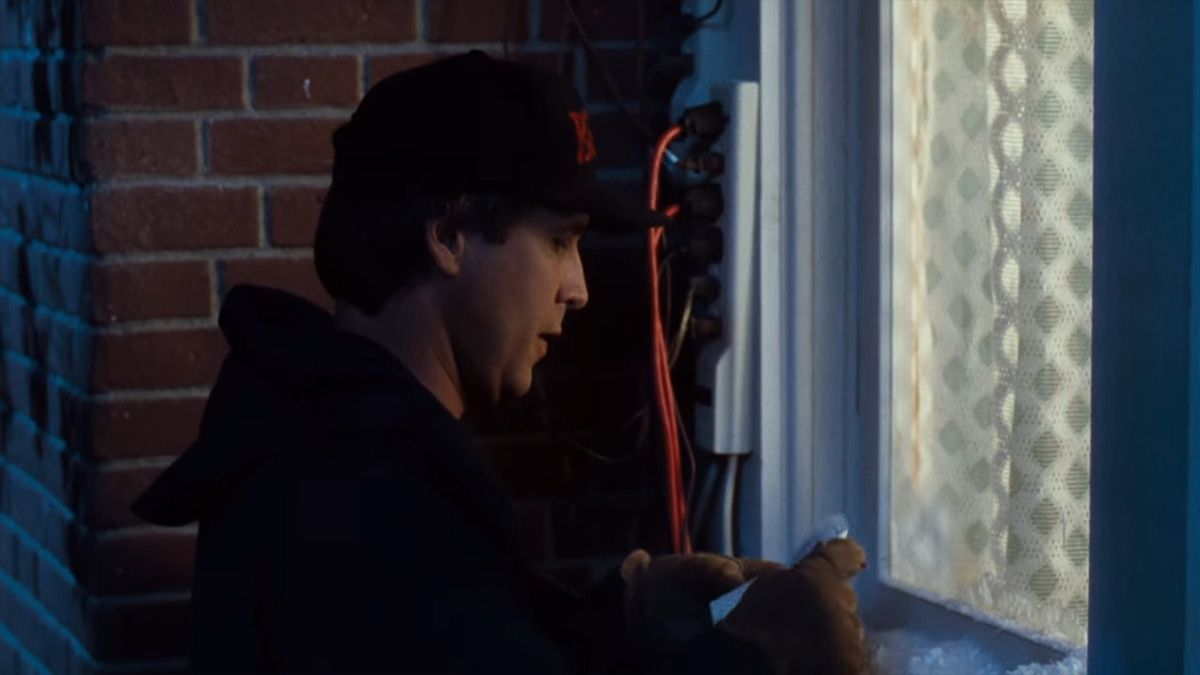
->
[717,538,870,675]
[619,549,784,652]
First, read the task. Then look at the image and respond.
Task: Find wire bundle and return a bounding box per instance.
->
[648,125,691,554]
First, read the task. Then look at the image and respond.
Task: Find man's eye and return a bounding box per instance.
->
[553,238,570,251]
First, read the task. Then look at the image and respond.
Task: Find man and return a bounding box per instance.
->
[132,51,773,673]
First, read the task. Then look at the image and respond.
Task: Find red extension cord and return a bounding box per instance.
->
[648,125,692,554]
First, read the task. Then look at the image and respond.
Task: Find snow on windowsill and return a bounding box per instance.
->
[870,629,1086,675]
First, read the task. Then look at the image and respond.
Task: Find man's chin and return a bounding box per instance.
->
[462,366,537,410]
[500,371,535,401]
[465,372,534,408]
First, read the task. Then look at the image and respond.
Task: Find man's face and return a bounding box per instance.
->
[445,206,589,404]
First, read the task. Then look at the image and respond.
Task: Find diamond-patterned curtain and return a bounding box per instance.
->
[888,0,1092,645]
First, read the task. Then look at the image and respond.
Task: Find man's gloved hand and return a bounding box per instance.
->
[717,538,870,675]
[620,549,780,651]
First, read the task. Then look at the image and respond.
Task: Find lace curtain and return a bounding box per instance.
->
[888,0,1093,644]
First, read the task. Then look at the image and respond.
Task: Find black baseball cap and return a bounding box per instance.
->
[330,50,667,231]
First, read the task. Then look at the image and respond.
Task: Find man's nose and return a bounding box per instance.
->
[560,252,589,310]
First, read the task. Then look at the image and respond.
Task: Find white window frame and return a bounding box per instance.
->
[686,0,1200,671]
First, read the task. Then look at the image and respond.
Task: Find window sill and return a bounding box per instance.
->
[870,628,1086,675]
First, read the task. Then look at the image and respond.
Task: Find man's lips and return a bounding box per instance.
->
[537,332,560,355]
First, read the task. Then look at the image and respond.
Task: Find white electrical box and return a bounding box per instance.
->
[694,81,760,457]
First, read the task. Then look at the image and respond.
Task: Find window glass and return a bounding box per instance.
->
[888,0,1093,645]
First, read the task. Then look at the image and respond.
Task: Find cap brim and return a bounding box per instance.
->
[527,179,669,231]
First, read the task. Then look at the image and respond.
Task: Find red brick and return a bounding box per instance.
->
[223,256,331,309]
[541,0,680,40]
[92,532,196,595]
[3,344,37,419]
[0,517,83,666]
[0,59,18,107]
[269,185,325,247]
[85,465,162,530]
[2,55,78,113]
[1,462,80,564]
[84,55,244,110]
[508,50,576,79]
[207,0,417,45]
[84,0,194,47]
[85,119,198,178]
[428,0,530,43]
[0,573,79,675]
[93,328,227,391]
[587,49,666,103]
[91,397,207,460]
[91,186,260,253]
[90,597,191,662]
[91,260,212,323]
[210,117,343,175]
[368,52,571,89]
[254,55,361,109]
[0,114,70,177]
[367,53,439,87]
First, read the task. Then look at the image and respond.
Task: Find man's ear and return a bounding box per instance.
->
[426,216,466,276]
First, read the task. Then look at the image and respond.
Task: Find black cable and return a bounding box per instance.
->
[533,372,647,465]
[556,2,572,75]
[693,0,724,25]
[553,427,638,464]
[559,0,656,141]
[690,459,720,543]
[674,396,696,535]
[635,0,648,131]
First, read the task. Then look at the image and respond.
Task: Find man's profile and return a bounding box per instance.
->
[130,50,796,674]
[130,50,665,674]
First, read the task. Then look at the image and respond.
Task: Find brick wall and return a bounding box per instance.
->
[1,0,686,671]
[0,0,98,673]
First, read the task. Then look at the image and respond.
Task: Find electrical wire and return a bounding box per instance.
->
[559,0,655,141]
[556,4,572,75]
[674,395,696,529]
[668,282,697,368]
[656,246,678,295]
[648,125,691,554]
[553,429,637,464]
[532,371,646,465]
[657,206,681,350]
[693,0,725,25]
[652,128,681,542]
[690,460,720,543]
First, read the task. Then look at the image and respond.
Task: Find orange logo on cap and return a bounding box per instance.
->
[568,110,597,165]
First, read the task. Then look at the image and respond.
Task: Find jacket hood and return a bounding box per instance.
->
[130,284,464,526]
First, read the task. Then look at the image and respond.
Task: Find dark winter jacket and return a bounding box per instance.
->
[132,285,609,673]
[132,284,767,674]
